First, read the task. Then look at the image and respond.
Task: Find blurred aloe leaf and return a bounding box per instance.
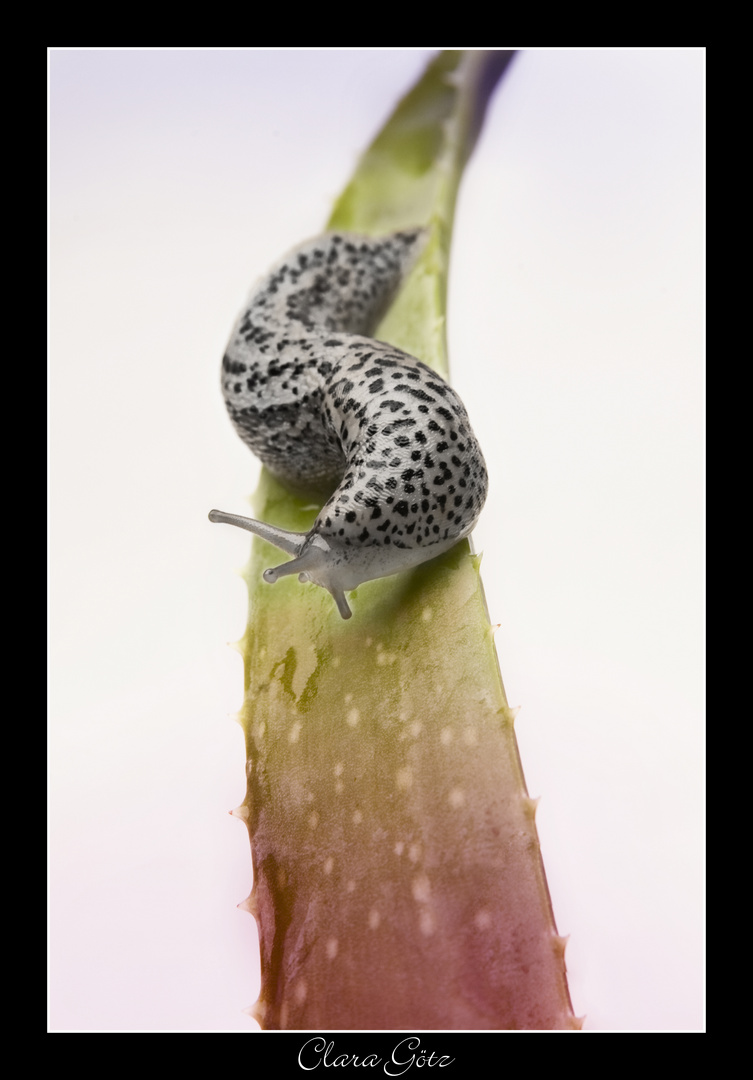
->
[233,50,578,1030]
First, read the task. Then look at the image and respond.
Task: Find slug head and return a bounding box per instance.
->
[209,509,353,618]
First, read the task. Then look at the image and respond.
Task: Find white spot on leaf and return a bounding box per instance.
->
[412,874,431,903]
[396,767,412,790]
[419,911,436,936]
[375,644,398,666]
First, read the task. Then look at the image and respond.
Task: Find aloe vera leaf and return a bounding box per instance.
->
[234,50,578,1030]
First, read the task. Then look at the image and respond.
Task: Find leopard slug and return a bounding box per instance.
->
[210,229,487,619]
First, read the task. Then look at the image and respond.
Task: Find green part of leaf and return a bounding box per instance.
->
[329,50,515,379]
[234,50,577,1030]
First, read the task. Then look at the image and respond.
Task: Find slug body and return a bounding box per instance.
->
[210,230,487,619]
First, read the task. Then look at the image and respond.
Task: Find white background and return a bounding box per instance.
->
[49,48,704,1032]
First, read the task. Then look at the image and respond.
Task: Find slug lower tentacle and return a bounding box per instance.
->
[210,229,488,619]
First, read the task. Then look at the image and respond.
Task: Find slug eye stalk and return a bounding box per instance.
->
[208,509,353,619]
